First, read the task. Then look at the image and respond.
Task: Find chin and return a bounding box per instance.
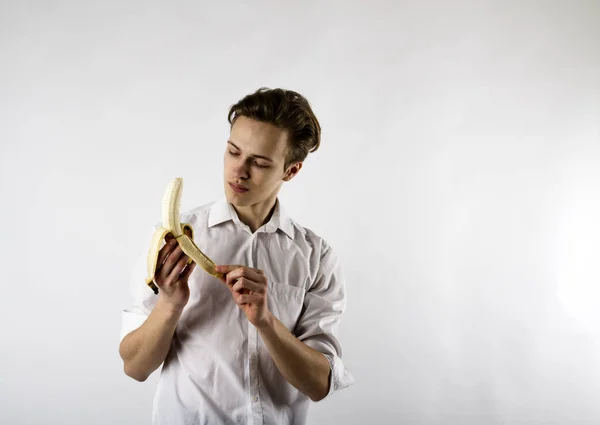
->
[225,187,251,206]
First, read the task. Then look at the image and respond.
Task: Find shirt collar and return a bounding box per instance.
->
[208,197,295,239]
[207,197,234,228]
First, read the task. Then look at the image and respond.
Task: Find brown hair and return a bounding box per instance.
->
[228,87,321,170]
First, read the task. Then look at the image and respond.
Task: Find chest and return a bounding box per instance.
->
[182,223,319,333]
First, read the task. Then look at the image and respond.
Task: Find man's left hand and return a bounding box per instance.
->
[215,265,273,329]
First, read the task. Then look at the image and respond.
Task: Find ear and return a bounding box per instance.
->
[283,162,303,182]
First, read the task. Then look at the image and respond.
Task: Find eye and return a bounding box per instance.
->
[228,150,240,157]
[254,162,269,169]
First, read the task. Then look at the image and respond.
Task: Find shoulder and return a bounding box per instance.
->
[181,200,215,221]
[290,221,344,292]
[151,200,217,228]
[289,219,337,261]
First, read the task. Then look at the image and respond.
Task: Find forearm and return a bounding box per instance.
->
[119,299,182,381]
[258,314,331,401]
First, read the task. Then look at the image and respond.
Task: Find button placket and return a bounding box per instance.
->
[248,233,264,423]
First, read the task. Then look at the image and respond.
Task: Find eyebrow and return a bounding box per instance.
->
[227,141,274,162]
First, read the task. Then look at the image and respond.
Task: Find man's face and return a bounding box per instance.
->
[224,116,299,207]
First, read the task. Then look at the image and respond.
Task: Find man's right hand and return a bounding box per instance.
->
[154,234,196,313]
[120,232,195,381]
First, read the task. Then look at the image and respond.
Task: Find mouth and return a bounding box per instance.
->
[229,182,249,193]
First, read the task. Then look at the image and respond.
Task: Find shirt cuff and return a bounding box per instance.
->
[321,353,355,399]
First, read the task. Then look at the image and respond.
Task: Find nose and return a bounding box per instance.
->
[231,158,250,180]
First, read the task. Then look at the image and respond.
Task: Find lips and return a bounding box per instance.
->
[229,183,249,193]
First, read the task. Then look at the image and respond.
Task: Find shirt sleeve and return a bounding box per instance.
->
[293,241,355,399]
[119,227,160,344]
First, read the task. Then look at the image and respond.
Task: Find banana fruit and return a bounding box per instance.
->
[145,177,224,294]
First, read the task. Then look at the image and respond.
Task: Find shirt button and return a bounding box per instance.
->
[252,396,258,402]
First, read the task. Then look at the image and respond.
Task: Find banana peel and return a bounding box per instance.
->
[145,177,224,294]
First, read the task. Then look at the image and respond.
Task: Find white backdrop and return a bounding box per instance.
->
[1,1,599,424]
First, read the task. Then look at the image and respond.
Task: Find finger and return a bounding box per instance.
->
[157,237,178,266]
[162,245,186,277]
[215,265,245,275]
[224,268,247,286]
[245,268,265,282]
[236,293,261,305]
[225,272,238,287]
[169,252,192,280]
[224,267,264,284]
[180,261,197,281]
[232,278,264,294]
[163,241,183,268]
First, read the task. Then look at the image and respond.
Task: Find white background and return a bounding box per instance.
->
[1,1,599,424]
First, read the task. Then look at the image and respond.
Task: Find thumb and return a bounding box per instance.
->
[215,264,244,274]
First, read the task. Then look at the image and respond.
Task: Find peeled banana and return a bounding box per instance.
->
[145,177,224,294]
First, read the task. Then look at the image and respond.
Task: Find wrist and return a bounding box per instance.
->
[256,311,276,332]
[155,297,185,319]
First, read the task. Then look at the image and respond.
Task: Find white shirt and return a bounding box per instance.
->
[120,197,354,425]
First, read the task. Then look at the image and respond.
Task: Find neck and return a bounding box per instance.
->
[231,197,278,233]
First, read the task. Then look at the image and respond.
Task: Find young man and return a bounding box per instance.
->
[119,87,354,424]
